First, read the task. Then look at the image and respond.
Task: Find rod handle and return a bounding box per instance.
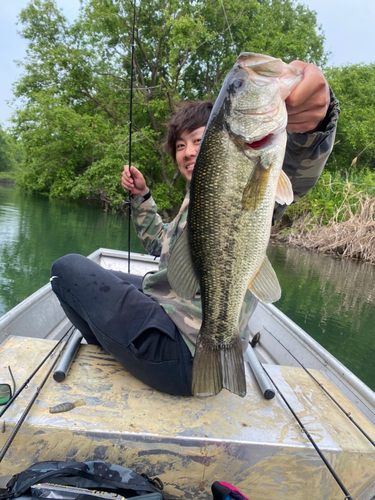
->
[53,330,83,382]
[245,344,275,400]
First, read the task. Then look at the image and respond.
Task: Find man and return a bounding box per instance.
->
[51,61,339,396]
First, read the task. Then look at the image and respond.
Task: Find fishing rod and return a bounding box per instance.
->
[263,327,375,448]
[127,0,137,274]
[0,326,74,419]
[262,364,354,500]
[53,329,83,382]
[0,328,75,462]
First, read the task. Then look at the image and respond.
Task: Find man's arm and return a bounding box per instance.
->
[122,165,168,256]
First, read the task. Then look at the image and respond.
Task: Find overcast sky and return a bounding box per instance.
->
[1,0,374,127]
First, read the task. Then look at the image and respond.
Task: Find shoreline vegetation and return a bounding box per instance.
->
[1,1,374,265]
[272,170,375,265]
[272,194,375,264]
[0,174,16,185]
[2,169,374,265]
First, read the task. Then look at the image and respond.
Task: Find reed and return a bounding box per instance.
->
[273,171,375,264]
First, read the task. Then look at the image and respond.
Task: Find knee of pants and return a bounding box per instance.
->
[51,254,85,278]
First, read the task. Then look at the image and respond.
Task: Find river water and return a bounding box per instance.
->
[1,184,374,390]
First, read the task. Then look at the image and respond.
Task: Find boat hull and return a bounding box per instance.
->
[1,336,375,499]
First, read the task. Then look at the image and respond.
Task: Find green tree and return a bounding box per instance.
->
[12,0,327,210]
[325,64,375,172]
[0,125,22,176]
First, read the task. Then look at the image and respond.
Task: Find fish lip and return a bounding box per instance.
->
[235,98,284,117]
[236,106,279,116]
[245,134,275,150]
[227,125,284,151]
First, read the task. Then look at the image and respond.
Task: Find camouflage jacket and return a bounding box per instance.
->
[131,91,340,355]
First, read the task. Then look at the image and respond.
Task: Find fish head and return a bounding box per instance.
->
[216,52,302,152]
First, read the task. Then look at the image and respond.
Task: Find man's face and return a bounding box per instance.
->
[175,126,205,182]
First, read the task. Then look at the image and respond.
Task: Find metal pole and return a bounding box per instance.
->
[244,345,275,400]
[53,330,83,382]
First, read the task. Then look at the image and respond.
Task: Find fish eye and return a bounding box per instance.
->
[232,79,244,89]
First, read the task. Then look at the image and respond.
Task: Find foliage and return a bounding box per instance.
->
[0,125,23,178]
[325,63,375,172]
[273,169,375,263]
[12,0,327,209]
[280,168,375,226]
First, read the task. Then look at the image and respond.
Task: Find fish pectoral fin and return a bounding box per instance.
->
[248,256,281,303]
[192,334,246,398]
[275,169,294,205]
[242,159,270,211]
[167,228,199,299]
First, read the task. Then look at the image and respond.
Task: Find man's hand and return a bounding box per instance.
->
[286,61,330,134]
[121,165,149,197]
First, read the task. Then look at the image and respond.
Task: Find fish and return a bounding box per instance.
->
[168,52,302,397]
[49,399,85,413]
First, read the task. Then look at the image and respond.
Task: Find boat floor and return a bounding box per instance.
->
[1,336,375,499]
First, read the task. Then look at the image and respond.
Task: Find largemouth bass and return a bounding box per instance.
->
[168,53,302,397]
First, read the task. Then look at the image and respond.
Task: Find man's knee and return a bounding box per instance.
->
[51,254,85,278]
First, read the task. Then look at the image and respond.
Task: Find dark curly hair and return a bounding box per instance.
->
[164,101,213,162]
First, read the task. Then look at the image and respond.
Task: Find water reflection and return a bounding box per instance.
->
[268,243,375,390]
[0,185,143,315]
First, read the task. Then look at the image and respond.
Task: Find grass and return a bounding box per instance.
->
[0,172,16,184]
[272,169,375,263]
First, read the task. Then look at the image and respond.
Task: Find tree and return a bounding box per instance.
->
[325,64,375,172]
[0,125,22,174]
[12,0,328,210]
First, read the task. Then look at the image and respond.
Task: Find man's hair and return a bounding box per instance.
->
[164,101,213,162]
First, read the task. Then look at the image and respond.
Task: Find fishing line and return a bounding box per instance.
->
[0,328,75,462]
[0,326,74,419]
[219,0,238,55]
[127,0,137,274]
[262,365,354,500]
[263,327,375,448]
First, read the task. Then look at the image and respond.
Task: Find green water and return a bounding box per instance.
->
[1,184,374,390]
[0,185,144,316]
[268,243,375,390]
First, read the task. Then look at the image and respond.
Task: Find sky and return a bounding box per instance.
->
[1,0,374,127]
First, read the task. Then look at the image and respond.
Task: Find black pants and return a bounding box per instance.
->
[50,254,193,396]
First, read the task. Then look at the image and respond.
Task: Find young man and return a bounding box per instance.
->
[51,61,339,396]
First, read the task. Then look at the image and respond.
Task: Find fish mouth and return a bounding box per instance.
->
[227,126,278,151]
[245,134,273,150]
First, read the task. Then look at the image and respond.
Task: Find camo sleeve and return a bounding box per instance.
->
[273,88,340,220]
[130,194,169,256]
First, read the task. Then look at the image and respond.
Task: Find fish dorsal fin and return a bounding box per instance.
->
[248,255,281,303]
[242,158,271,211]
[275,169,294,205]
[167,228,200,299]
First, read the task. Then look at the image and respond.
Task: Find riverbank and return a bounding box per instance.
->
[0,173,16,185]
[272,194,375,264]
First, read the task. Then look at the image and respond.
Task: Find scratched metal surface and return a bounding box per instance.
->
[1,336,375,499]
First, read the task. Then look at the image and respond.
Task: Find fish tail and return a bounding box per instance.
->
[192,335,246,398]
[73,399,86,408]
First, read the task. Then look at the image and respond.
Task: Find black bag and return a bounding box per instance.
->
[1,460,164,500]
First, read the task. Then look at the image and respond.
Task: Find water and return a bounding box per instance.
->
[268,243,375,390]
[0,185,144,316]
[1,184,375,390]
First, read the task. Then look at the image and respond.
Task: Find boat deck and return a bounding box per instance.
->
[1,336,374,499]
